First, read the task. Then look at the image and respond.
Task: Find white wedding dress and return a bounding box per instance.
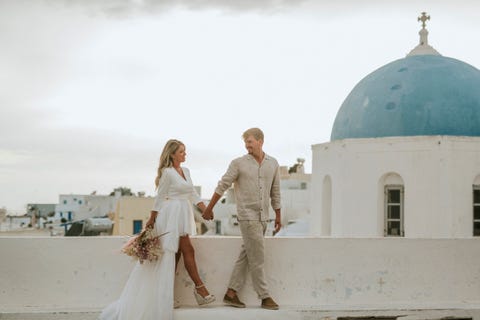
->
[100,167,200,320]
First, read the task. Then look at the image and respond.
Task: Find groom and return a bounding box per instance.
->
[202,127,281,310]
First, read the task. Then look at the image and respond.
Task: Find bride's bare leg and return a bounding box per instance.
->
[178,235,210,297]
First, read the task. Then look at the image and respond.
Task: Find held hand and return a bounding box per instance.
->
[202,208,214,221]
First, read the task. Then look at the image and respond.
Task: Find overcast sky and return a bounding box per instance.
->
[1,0,479,212]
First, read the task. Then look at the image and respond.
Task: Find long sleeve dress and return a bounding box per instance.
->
[99,167,201,320]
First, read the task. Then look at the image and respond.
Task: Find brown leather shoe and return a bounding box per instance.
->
[223,294,246,308]
[261,297,279,310]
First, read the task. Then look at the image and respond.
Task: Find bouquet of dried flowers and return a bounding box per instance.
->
[121,228,167,264]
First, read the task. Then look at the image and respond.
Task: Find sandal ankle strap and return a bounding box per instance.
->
[195,284,205,289]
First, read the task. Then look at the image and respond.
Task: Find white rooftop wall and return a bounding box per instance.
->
[311,136,480,238]
[1,237,479,312]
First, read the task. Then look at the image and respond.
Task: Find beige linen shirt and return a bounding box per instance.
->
[215,153,281,221]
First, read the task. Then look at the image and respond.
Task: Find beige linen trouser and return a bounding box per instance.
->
[227,220,269,299]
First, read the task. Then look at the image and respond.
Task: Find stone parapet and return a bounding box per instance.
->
[1,237,479,312]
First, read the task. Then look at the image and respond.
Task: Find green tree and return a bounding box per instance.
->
[109,187,134,196]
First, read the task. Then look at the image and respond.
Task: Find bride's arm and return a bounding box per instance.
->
[145,211,157,229]
[146,169,170,229]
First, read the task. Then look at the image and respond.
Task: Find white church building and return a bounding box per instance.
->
[311,13,480,239]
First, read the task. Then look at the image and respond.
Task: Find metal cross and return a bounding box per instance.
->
[418,12,430,29]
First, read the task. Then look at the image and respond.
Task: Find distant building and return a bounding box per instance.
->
[0,208,6,222]
[0,215,30,232]
[26,203,56,218]
[112,196,155,236]
[26,203,56,227]
[55,194,118,222]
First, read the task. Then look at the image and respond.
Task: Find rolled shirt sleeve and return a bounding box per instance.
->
[215,160,239,196]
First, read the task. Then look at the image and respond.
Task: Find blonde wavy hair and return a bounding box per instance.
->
[154,139,185,188]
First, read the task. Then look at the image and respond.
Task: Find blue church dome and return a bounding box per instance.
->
[330,54,480,141]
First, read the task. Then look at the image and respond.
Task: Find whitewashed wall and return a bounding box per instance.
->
[311,136,480,238]
[1,236,479,312]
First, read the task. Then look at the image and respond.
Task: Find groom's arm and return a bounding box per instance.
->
[202,192,221,220]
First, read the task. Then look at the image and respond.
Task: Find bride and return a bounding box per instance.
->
[100,139,215,320]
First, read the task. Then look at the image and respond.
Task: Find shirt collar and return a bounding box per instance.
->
[245,152,270,161]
